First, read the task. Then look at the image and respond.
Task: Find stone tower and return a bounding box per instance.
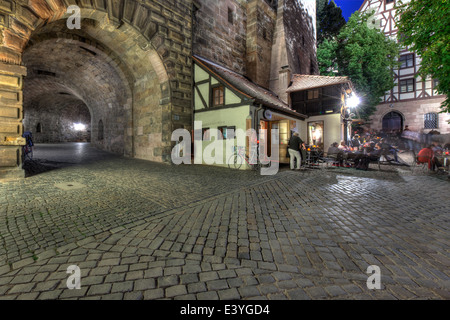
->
[269,0,318,104]
[193,0,318,101]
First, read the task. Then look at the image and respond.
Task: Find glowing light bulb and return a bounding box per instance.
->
[348,95,361,108]
[73,123,86,131]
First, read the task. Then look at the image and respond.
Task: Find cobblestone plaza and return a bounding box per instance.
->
[0,143,448,300]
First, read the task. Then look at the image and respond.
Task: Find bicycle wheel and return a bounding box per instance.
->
[228,154,244,169]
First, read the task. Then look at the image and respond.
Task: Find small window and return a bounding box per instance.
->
[98,120,104,141]
[307,89,320,100]
[424,113,438,129]
[228,7,234,25]
[36,123,42,133]
[218,126,236,140]
[212,86,225,107]
[310,55,315,74]
[433,79,440,89]
[218,126,226,139]
[386,0,394,4]
[399,79,414,93]
[202,128,211,141]
[399,54,414,68]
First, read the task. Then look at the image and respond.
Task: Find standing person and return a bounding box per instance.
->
[402,125,414,151]
[351,135,361,149]
[288,131,305,170]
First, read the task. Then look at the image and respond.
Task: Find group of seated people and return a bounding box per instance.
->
[327,137,448,171]
[326,137,401,170]
[416,144,449,171]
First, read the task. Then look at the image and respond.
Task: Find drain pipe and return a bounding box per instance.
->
[254,104,263,133]
[254,104,264,162]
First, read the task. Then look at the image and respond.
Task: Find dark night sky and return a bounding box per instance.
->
[333,0,366,20]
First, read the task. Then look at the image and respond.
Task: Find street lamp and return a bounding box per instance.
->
[347,94,361,109]
[341,91,361,144]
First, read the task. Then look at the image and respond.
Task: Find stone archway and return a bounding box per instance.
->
[382,111,404,133]
[0,0,193,179]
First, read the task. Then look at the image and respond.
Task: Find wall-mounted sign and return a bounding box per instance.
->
[264,109,273,120]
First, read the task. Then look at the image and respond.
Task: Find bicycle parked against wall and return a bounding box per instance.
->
[22,131,34,161]
[228,145,261,171]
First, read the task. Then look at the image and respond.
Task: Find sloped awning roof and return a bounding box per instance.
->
[193,55,307,120]
[286,74,352,93]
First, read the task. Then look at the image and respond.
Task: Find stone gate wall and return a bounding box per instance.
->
[0,0,193,179]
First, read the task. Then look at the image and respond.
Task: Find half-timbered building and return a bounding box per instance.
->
[359,0,449,134]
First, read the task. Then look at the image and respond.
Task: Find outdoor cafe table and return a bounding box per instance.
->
[436,154,450,171]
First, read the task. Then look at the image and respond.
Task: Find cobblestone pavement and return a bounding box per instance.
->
[0,143,449,300]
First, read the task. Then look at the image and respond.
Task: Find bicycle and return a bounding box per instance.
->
[228,146,261,171]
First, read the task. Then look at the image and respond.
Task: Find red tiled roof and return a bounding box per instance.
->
[286,74,351,93]
[193,55,307,119]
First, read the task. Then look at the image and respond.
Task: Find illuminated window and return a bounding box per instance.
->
[307,89,320,100]
[212,86,225,107]
[73,123,86,131]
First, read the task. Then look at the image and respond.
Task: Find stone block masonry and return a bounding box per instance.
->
[0,0,194,179]
[0,146,449,300]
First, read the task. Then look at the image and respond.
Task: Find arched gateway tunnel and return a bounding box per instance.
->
[0,0,192,179]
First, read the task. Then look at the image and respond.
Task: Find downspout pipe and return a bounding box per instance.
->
[255,103,264,133]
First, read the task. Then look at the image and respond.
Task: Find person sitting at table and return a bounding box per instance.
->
[417,146,442,171]
[355,143,382,171]
[327,142,344,166]
[351,135,361,149]
[338,140,351,152]
[431,143,443,156]
[340,140,359,167]
[379,139,400,163]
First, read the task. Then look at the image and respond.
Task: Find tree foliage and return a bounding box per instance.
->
[317,38,338,75]
[317,12,400,119]
[316,0,347,45]
[396,0,450,114]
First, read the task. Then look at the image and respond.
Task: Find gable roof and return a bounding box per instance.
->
[192,55,307,119]
[286,74,352,93]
